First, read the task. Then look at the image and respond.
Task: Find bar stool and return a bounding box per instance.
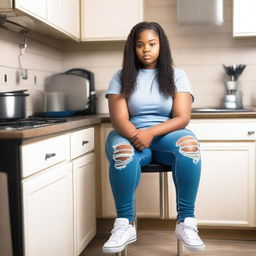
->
[115,163,183,256]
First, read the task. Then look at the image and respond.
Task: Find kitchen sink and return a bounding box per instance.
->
[192,108,254,113]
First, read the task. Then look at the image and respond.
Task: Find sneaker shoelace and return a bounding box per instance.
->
[109,225,129,243]
[183,225,200,241]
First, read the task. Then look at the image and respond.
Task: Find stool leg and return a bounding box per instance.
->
[177,239,183,256]
[114,245,128,256]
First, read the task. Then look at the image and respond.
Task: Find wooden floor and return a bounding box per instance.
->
[81,230,256,256]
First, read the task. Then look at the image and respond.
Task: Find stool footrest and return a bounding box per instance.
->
[141,163,172,173]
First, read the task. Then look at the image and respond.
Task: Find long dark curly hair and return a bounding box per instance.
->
[120,21,175,99]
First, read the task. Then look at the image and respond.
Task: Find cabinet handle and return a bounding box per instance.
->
[45,153,56,160]
[248,131,255,135]
[82,140,89,146]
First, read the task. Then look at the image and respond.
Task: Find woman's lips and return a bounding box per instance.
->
[143,55,151,60]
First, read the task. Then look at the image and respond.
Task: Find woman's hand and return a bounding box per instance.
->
[130,128,154,151]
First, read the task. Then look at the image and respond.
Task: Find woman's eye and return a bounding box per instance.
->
[149,43,156,47]
[136,43,143,48]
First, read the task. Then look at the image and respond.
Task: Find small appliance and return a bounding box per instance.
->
[44,68,97,116]
[223,64,246,109]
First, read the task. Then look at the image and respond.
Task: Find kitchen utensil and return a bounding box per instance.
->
[0,92,29,120]
[223,64,246,81]
[44,92,66,112]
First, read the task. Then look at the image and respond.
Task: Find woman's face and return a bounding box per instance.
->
[135,29,160,69]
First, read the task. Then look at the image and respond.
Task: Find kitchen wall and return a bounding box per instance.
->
[0,28,63,116]
[1,0,256,114]
[63,0,256,109]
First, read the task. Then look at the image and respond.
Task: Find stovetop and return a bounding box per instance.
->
[0,117,67,130]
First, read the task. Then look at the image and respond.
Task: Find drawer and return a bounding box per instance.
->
[70,127,94,159]
[21,134,70,178]
[187,120,256,141]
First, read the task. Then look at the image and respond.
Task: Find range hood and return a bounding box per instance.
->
[177,0,224,25]
[0,15,35,33]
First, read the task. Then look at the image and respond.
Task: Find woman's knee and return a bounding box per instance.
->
[112,143,135,170]
[175,129,200,164]
[105,131,135,169]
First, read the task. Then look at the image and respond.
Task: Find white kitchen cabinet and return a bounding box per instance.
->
[233,0,256,37]
[81,0,144,41]
[70,127,96,256]
[100,120,256,227]
[47,0,80,39]
[73,153,96,255]
[15,0,47,20]
[22,162,73,256]
[1,0,79,40]
[184,119,256,227]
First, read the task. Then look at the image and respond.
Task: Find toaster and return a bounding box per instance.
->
[45,68,97,114]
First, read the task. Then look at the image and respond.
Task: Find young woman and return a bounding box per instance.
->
[103,21,205,254]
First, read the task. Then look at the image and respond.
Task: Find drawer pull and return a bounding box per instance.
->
[45,153,56,160]
[82,140,89,146]
[248,131,255,135]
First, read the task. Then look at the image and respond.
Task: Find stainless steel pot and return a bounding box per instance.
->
[0,90,29,120]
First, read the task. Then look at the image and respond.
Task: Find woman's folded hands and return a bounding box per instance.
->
[130,128,154,151]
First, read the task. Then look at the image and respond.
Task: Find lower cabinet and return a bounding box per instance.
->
[22,162,73,256]
[72,153,96,256]
[195,142,255,227]
[100,121,256,227]
[21,126,96,256]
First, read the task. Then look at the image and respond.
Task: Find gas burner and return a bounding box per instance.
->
[0,117,67,130]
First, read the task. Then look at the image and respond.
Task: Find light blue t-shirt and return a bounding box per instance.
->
[105,68,194,129]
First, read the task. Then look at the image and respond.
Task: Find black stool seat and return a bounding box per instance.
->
[141,163,172,173]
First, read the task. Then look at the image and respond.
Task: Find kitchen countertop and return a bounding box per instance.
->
[1,111,256,139]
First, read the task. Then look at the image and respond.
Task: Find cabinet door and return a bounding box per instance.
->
[47,0,62,29]
[233,0,256,37]
[47,0,80,39]
[81,0,143,41]
[15,0,47,19]
[101,124,116,217]
[194,142,255,227]
[63,0,80,38]
[100,123,161,218]
[73,153,96,255]
[22,163,73,256]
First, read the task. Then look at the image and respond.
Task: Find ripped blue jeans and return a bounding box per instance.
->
[105,128,201,222]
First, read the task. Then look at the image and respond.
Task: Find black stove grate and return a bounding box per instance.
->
[0,118,67,130]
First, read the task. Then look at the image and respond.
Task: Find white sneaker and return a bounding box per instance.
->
[102,218,137,254]
[175,217,205,251]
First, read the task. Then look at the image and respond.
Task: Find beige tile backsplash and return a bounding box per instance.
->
[1,0,256,114]
[0,29,63,116]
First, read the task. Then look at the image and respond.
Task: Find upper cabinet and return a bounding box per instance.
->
[15,0,47,19]
[81,0,144,41]
[1,0,80,40]
[47,0,80,39]
[233,0,256,37]
[1,0,143,41]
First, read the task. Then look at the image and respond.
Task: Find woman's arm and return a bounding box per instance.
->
[108,94,139,139]
[148,92,192,136]
[131,92,192,150]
